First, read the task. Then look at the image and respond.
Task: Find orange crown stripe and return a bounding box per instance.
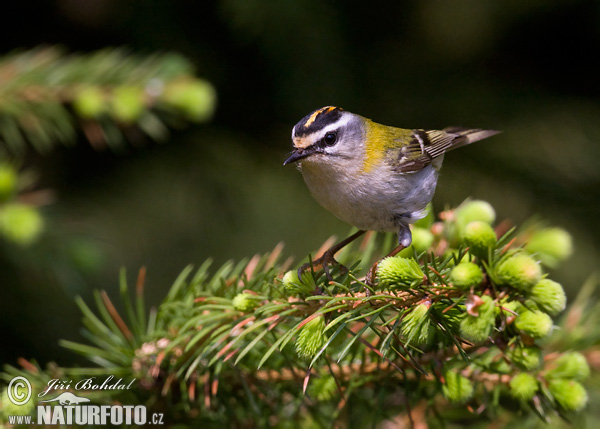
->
[303,106,337,128]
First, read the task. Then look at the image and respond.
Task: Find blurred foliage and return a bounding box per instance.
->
[2,201,599,426]
[0,45,216,364]
[0,0,599,424]
[0,46,215,153]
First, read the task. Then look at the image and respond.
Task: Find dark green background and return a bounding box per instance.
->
[1,0,599,367]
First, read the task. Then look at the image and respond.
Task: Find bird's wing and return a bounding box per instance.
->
[390,128,498,173]
[389,129,456,173]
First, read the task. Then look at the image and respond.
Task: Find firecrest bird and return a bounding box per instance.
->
[284,106,499,283]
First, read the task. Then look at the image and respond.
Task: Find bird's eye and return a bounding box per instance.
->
[323,132,337,146]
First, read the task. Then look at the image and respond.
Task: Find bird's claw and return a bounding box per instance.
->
[298,250,349,283]
[365,261,379,287]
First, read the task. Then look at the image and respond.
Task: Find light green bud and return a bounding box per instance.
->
[508,346,542,370]
[401,303,432,345]
[295,316,326,360]
[0,203,44,246]
[525,227,573,268]
[110,86,145,123]
[232,293,260,312]
[281,270,316,294]
[509,373,539,401]
[546,352,590,381]
[456,200,496,227]
[459,295,495,343]
[530,279,566,316]
[522,299,541,311]
[411,227,435,253]
[462,221,497,258]
[282,270,299,289]
[495,253,542,293]
[442,370,473,403]
[548,379,588,411]
[162,79,216,122]
[1,386,37,416]
[449,262,484,290]
[73,86,106,118]
[282,270,297,284]
[307,375,337,401]
[0,163,18,203]
[377,256,424,289]
[514,309,553,338]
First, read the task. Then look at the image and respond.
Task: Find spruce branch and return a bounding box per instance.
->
[1,200,597,427]
[0,45,216,154]
[0,46,216,248]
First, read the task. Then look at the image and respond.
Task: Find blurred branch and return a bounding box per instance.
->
[0,45,216,154]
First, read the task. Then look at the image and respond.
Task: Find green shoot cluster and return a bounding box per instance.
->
[0,199,590,428]
[0,47,217,247]
[369,199,583,417]
[0,46,216,154]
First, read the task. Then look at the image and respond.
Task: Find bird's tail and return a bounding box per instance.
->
[444,127,500,150]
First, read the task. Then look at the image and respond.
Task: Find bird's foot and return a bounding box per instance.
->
[365,260,379,287]
[297,250,349,283]
[297,230,366,285]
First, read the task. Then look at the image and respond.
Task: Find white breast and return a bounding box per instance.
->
[299,157,439,232]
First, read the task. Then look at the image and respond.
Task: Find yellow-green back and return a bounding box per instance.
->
[362,119,412,174]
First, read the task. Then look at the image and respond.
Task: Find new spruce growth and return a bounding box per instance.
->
[295,316,326,360]
[546,352,590,381]
[455,200,496,227]
[459,295,495,342]
[462,220,497,258]
[525,227,573,268]
[442,370,474,403]
[2,199,593,427]
[509,373,539,401]
[232,292,261,312]
[514,309,553,338]
[449,262,484,290]
[400,303,432,345]
[377,256,424,289]
[530,279,566,315]
[548,379,588,411]
[508,346,543,370]
[495,253,542,292]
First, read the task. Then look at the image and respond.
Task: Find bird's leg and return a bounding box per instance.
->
[298,230,366,282]
[365,225,412,286]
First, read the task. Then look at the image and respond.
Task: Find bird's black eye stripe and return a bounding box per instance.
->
[322,132,338,146]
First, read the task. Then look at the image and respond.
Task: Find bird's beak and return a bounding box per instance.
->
[283,146,317,165]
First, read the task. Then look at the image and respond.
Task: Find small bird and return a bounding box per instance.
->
[284,106,499,281]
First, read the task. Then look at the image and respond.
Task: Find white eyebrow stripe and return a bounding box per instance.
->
[304,115,352,142]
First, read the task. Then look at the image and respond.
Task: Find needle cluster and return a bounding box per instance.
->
[2,200,596,427]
